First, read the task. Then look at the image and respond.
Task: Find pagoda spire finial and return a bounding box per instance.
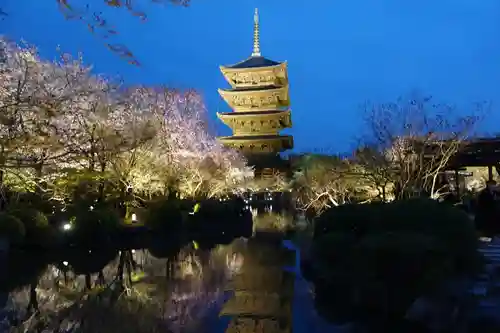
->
[251,8,261,57]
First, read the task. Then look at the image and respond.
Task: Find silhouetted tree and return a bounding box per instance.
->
[1,0,192,65]
[356,92,485,200]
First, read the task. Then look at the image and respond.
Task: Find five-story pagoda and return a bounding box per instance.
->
[217,9,293,172]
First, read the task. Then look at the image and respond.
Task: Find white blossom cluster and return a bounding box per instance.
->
[0,36,253,200]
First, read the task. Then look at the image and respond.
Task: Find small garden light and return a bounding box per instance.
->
[189,203,201,215]
[62,223,72,231]
[131,213,138,222]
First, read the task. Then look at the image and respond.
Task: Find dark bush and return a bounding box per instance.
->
[147,237,186,259]
[77,209,119,232]
[314,198,480,274]
[63,206,121,246]
[8,208,51,247]
[0,250,48,292]
[143,199,184,233]
[309,198,481,325]
[195,199,229,222]
[64,248,119,275]
[93,207,122,231]
[0,213,25,245]
[188,199,237,227]
[8,192,55,216]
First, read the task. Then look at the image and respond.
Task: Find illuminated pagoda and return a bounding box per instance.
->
[217,8,293,176]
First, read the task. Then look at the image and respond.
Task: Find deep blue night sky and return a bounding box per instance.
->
[2,0,500,153]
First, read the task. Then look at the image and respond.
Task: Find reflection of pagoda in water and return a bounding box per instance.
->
[220,236,295,333]
[217,9,293,177]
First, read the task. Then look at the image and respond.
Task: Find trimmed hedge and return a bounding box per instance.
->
[314,198,480,274]
[309,198,481,325]
[144,199,184,232]
[8,208,51,247]
[0,213,25,245]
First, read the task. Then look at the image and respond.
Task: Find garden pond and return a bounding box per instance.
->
[2,210,500,333]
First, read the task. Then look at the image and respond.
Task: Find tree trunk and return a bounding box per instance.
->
[117,252,125,283]
[125,250,133,285]
[34,163,44,196]
[97,270,105,286]
[27,283,39,314]
[0,149,5,211]
[85,274,92,290]
[98,162,106,202]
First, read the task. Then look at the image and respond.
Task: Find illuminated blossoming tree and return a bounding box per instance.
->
[0,38,106,194]
[106,87,253,200]
[0,37,251,205]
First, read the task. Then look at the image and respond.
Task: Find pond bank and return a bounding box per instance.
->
[293,232,500,332]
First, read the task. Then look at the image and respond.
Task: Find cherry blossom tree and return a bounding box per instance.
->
[0,37,109,203]
[0,37,257,215]
[245,170,289,193]
[1,38,251,210]
[1,1,192,65]
[57,0,192,65]
[291,154,372,214]
[359,92,483,200]
[109,87,252,200]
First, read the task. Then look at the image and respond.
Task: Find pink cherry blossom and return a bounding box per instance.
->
[0,36,252,199]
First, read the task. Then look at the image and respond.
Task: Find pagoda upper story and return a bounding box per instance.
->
[217,8,293,154]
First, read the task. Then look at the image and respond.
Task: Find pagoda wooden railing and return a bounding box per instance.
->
[260,168,275,180]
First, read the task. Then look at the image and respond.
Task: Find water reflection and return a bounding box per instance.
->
[1,204,298,333]
[251,208,295,234]
[1,242,245,333]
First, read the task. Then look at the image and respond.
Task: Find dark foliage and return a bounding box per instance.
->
[0,250,49,292]
[0,213,25,245]
[63,247,119,275]
[7,208,52,247]
[307,198,482,326]
[0,197,253,293]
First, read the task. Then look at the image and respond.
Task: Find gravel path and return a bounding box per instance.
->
[470,239,500,325]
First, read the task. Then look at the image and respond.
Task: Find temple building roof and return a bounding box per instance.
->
[218,110,287,116]
[221,135,291,140]
[217,110,292,136]
[218,135,294,153]
[222,8,282,70]
[226,56,281,69]
[216,8,294,154]
[223,85,281,92]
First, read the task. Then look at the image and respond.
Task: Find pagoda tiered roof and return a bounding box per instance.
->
[216,8,294,155]
[226,56,281,69]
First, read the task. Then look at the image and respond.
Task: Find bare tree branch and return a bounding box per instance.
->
[356,92,485,200]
